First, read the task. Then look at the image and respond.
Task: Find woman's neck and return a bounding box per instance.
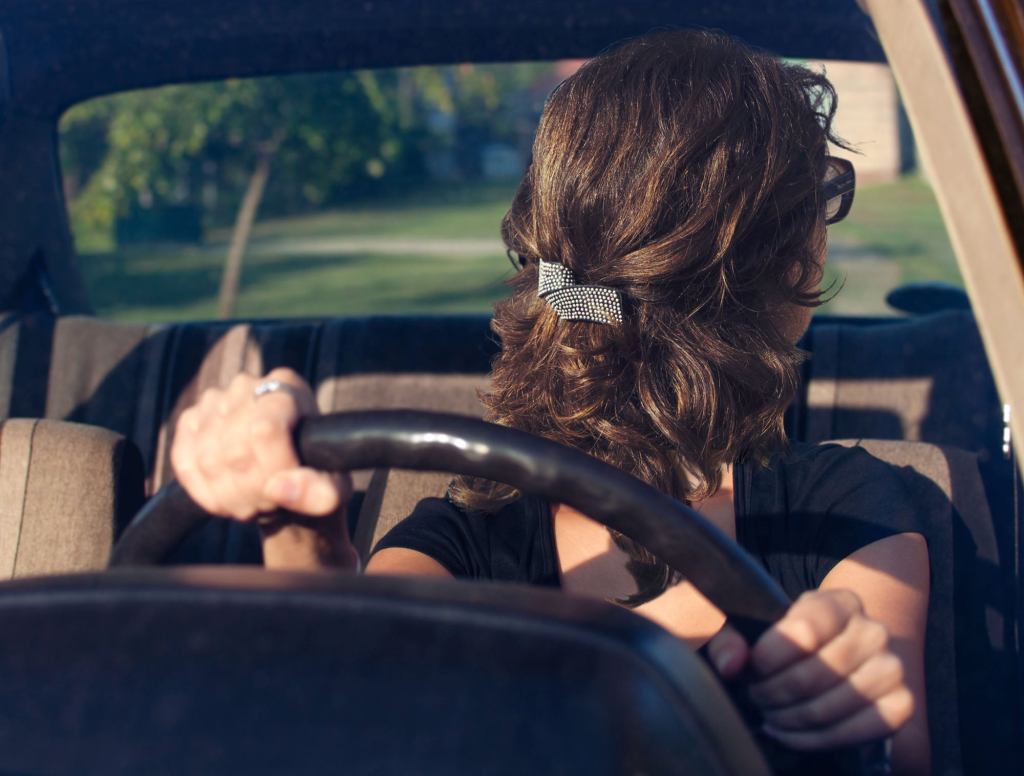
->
[688,464,737,539]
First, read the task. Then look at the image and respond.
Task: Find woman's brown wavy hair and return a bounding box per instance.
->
[451,29,847,605]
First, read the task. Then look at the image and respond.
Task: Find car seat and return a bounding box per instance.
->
[0,418,144,578]
[830,439,1011,776]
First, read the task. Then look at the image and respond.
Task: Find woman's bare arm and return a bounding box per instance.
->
[366,547,454,577]
[817,533,930,775]
[707,531,929,776]
[171,368,360,570]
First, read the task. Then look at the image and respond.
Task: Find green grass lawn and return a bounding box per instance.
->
[79,182,518,322]
[822,175,962,315]
[75,176,961,322]
[228,182,519,242]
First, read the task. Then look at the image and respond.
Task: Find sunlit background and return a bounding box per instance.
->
[58,60,961,322]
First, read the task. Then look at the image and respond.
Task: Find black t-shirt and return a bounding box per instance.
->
[373,442,923,775]
[373,441,923,599]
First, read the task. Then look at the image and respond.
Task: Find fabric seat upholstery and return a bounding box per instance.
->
[797,312,1001,457]
[830,439,1013,776]
[0,419,144,578]
[341,374,489,558]
[1,312,496,563]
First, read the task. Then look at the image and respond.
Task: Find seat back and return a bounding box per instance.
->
[0,419,143,578]
[1,310,1012,566]
[0,312,495,563]
[0,569,769,776]
[348,376,487,561]
[830,439,1017,776]
[795,312,1001,455]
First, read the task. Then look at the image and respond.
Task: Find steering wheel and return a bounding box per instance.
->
[110,410,790,640]
[109,411,894,773]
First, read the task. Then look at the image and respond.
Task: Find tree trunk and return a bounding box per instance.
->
[217,132,283,319]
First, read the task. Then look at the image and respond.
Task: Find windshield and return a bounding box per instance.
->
[58,60,962,322]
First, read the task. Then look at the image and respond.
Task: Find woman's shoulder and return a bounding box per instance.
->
[773,438,894,468]
[742,441,924,596]
[763,441,912,503]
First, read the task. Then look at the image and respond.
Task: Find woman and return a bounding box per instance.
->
[171,30,929,774]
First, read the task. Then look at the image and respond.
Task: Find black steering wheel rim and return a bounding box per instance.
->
[110,410,790,636]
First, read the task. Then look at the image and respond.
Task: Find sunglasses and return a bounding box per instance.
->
[822,156,856,225]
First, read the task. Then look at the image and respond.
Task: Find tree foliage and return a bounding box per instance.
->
[63,73,383,244]
[60,63,554,248]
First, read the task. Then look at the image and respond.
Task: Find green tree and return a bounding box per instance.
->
[62,72,395,315]
[59,62,557,314]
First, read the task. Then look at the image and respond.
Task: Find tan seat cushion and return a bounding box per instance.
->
[803,313,998,454]
[326,374,489,558]
[0,419,144,578]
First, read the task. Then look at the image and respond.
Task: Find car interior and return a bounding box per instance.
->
[0,1,1021,774]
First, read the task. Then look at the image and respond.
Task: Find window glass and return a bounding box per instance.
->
[815,60,963,315]
[59,60,961,322]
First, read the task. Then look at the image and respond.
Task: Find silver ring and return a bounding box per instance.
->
[253,379,303,401]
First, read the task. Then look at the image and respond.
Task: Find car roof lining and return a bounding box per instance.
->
[0,0,883,116]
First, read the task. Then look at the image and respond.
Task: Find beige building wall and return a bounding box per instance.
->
[814,60,904,183]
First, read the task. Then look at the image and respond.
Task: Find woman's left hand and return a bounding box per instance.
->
[705,588,914,751]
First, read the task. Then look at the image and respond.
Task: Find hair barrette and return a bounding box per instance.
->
[537,260,624,325]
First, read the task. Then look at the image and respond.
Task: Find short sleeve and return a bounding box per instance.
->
[370,495,560,587]
[741,443,925,598]
[789,444,925,588]
[371,497,489,579]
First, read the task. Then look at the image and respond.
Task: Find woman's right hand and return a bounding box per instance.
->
[170,368,355,569]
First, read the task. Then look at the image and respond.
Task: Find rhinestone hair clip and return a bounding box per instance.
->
[537,260,624,325]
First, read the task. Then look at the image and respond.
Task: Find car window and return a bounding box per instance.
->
[58,60,962,322]
[817,60,963,315]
